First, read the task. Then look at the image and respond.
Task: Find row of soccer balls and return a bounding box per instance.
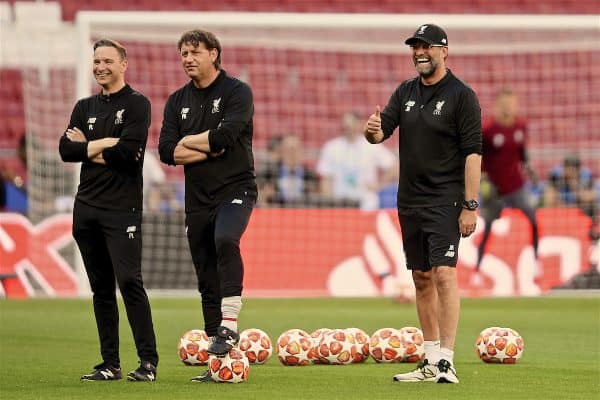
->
[179,326,525,383]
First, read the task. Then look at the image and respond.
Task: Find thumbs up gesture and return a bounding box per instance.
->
[364,105,383,143]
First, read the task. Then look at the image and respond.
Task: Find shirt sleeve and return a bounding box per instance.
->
[381,85,403,140]
[58,101,89,162]
[207,82,253,153]
[102,93,150,170]
[158,94,180,166]
[456,87,482,157]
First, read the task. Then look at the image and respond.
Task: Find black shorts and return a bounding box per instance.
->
[398,205,461,271]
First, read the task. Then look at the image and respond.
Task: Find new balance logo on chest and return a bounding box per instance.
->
[181,107,190,120]
[87,117,96,131]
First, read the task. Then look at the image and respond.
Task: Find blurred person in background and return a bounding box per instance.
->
[143,150,182,212]
[546,155,600,289]
[0,134,28,213]
[158,29,256,382]
[256,133,319,207]
[317,110,397,210]
[475,88,540,279]
[364,24,482,384]
[544,154,597,220]
[59,39,159,382]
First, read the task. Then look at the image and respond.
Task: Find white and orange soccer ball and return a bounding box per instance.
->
[178,329,210,366]
[238,328,273,364]
[316,329,358,365]
[276,329,312,366]
[345,328,370,363]
[309,328,332,363]
[369,328,404,363]
[208,348,250,383]
[476,327,525,364]
[398,326,425,362]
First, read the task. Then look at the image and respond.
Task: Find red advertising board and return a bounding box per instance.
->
[0,208,593,298]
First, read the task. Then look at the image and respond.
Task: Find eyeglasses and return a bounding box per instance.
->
[409,43,445,50]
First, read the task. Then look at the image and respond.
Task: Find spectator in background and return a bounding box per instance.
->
[255,136,282,207]
[257,134,319,207]
[143,150,182,213]
[544,154,597,219]
[475,88,540,276]
[0,134,28,213]
[317,110,397,210]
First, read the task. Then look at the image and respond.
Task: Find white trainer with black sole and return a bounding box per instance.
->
[393,359,439,382]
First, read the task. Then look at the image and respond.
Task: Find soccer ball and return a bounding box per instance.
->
[276,329,312,366]
[208,348,250,383]
[476,327,525,363]
[309,328,332,363]
[178,329,210,365]
[238,328,273,364]
[398,326,425,362]
[369,328,404,363]
[345,327,370,363]
[316,329,358,365]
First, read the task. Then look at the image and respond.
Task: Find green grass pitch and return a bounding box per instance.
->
[1,297,598,400]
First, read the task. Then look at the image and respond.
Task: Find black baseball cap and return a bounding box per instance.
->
[405,24,448,46]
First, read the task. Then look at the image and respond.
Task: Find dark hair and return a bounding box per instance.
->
[93,39,127,60]
[178,30,222,69]
[564,154,581,168]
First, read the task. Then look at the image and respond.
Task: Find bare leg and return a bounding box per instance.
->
[412,270,439,341]
[433,266,460,350]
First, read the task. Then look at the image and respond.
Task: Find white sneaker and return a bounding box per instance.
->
[435,359,459,383]
[393,359,439,382]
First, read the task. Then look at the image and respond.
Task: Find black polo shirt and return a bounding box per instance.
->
[380,69,482,208]
[59,84,150,211]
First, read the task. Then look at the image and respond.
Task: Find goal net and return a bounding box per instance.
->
[19,12,600,295]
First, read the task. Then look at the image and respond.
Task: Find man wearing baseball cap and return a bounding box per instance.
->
[364,23,482,384]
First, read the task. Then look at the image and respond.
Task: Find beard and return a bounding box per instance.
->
[414,58,439,78]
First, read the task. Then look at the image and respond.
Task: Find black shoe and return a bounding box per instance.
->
[126,361,157,382]
[207,326,239,356]
[190,369,214,383]
[81,363,122,381]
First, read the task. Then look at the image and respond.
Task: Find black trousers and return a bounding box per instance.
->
[72,200,158,367]
[185,189,256,337]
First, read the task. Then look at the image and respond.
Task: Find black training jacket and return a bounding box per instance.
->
[59,84,149,211]
[380,69,482,208]
[158,70,256,211]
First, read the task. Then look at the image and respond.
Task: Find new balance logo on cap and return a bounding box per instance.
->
[231,199,243,204]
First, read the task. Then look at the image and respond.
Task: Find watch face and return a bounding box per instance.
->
[464,200,478,210]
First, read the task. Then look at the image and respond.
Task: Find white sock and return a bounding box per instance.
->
[220,296,242,332]
[440,347,454,365]
[424,340,441,363]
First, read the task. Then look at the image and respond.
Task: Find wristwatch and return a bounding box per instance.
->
[462,199,479,211]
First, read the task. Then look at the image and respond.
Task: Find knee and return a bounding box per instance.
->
[433,267,456,289]
[214,233,239,254]
[412,270,433,291]
[117,270,142,293]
